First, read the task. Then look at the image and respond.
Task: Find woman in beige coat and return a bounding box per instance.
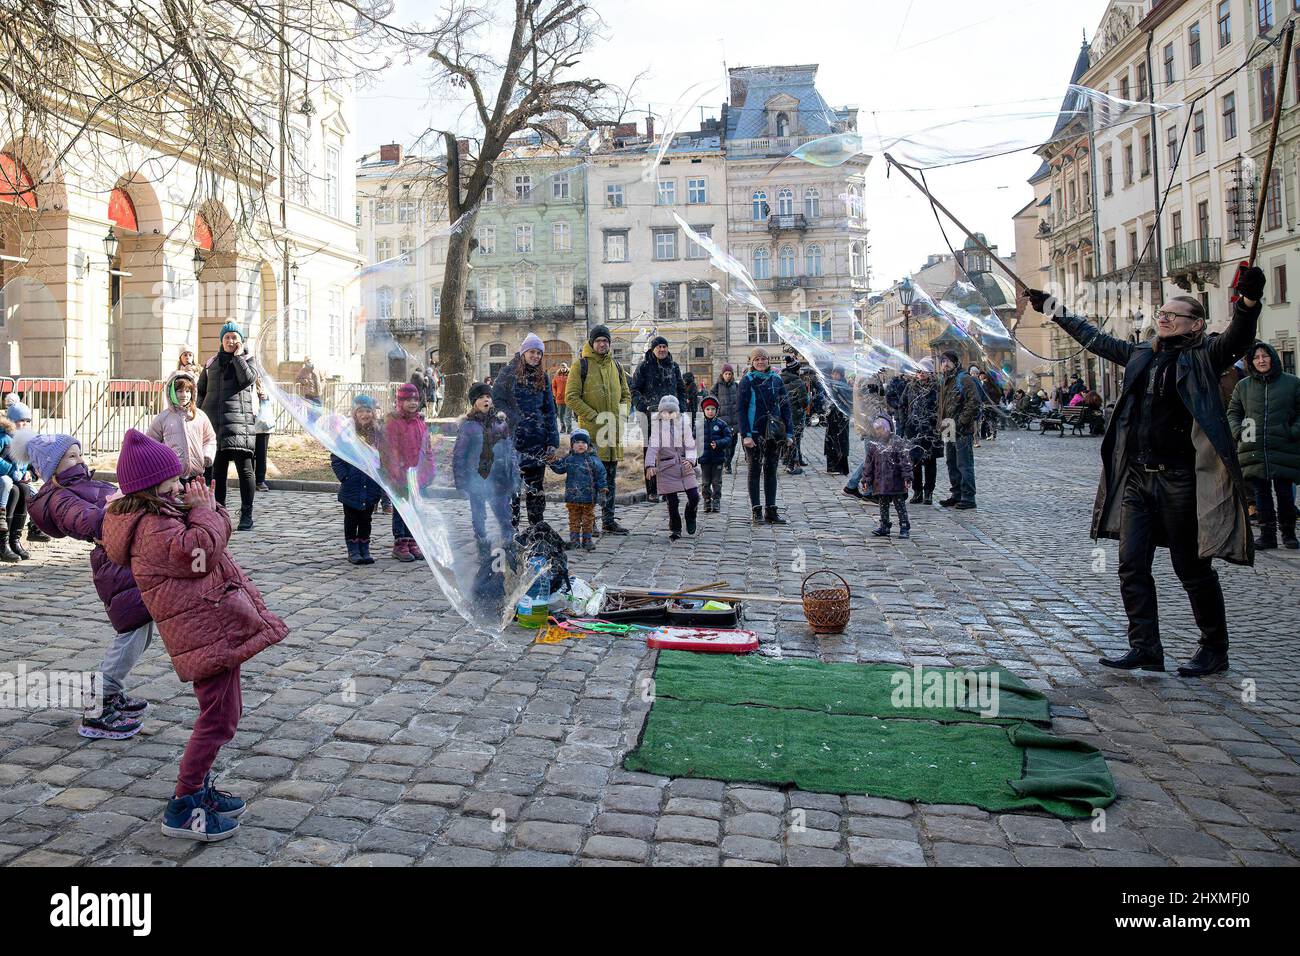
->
[147,370,216,481]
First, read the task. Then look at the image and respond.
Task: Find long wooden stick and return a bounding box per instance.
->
[622,582,729,607]
[1249,19,1296,264]
[617,587,807,607]
[884,153,1032,294]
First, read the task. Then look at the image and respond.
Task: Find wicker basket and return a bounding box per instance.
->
[801,570,851,634]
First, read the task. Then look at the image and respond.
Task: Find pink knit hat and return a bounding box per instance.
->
[116,428,183,494]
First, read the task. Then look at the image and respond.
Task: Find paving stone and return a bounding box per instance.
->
[654,815,720,845]
[932,842,1017,866]
[720,835,783,863]
[847,837,925,866]
[997,815,1078,847]
[513,822,585,854]
[582,835,649,862]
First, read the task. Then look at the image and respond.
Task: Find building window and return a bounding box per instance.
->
[401,286,416,319]
[552,221,571,253]
[777,187,794,216]
[1137,61,1148,100]
[1262,64,1276,121]
[1120,73,1130,100]
[1171,210,1183,247]
[477,226,495,255]
[328,288,342,359]
[398,238,413,260]
[1276,264,1290,303]
[686,226,712,259]
[552,172,570,200]
[375,201,393,224]
[1223,92,1237,140]
[1219,0,1232,46]
[1128,230,1139,265]
[1258,0,1275,33]
[657,180,676,205]
[1123,143,1134,185]
[431,287,441,319]
[1193,109,1206,155]
[1167,125,1178,167]
[376,238,393,260]
[1163,42,1175,84]
[752,246,771,280]
[688,178,707,204]
[355,203,361,227]
[747,311,773,344]
[802,308,831,342]
[776,112,789,137]
[689,284,712,320]
[752,190,769,222]
[804,187,820,219]
[1189,22,1202,68]
[606,183,624,208]
[1107,237,1117,272]
[776,245,795,278]
[655,283,679,320]
[605,286,629,323]
[398,200,416,223]
[653,229,678,260]
[514,224,532,253]
[1103,156,1113,195]
[483,182,495,204]
[604,230,627,263]
[1140,133,1152,176]
[1266,167,1283,229]
[847,185,863,218]
[288,128,310,205]
[515,273,535,310]
[805,244,823,277]
[377,286,393,321]
[554,271,573,306]
[325,146,340,218]
[850,241,865,277]
[514,175,532,200]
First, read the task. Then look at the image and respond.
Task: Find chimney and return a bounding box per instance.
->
[645,115,655,141]
[379,143,403,164]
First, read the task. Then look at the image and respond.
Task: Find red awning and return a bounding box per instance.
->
[108,187,138,231]
[0,153,36,208]
[195,213,214,250]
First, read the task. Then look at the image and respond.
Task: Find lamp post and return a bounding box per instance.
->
[103,226,119,267]
[192,247,206,279]
[899,276,914,358]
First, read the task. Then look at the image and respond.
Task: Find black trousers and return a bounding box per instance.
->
[209,449,255,516]
[602,460,618,526]
[825,418,851,474]
[1117,465,1228,655]
[343,502,377,540]
[1253,477,1297,536]
[784,425,804,468]
[701,461,724,504]
[912,456,937,494]
[512,461,547,528]
[746,438,782,509]
[254,432,270,485]
[4,479,27,535]
[665,488,700,533]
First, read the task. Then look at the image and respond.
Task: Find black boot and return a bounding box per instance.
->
[1254,523,1278,550]
[237,511,254,532]
[871,522,890,538]
[752,506,763,524]
[939,495,959,507]
[0,517,19,563]
[764,507,787,525]
[685,505,698,535]
[898,524,910,540]
[909,489,923,504]
[26,524,50,543]
[703,500,714,514]
[1099,647,1165,671]
[923,492,933,505]
[1177,645,1229,678]
[347,539,363,565]
[1283,526,1299,550]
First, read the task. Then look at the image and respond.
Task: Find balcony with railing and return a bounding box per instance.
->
[767,212,808,234]
[774,276,809,290]
[472,305,577,325]
[1165,237,1221,277]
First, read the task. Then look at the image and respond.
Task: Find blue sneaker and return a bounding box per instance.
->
[201,774,246,818]
[161,791,240,842]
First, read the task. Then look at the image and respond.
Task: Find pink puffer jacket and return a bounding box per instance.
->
[101,501,287,682]
[380,411,435,490]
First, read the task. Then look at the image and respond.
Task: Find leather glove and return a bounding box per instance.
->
[1235,265,1266,302]
[1026,289,1065,318]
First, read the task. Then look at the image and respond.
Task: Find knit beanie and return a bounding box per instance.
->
[116,429,183,494]
[588,325,611,346]
[397,382,420,401]
[721,363,734,374]
[520,332,544,354]
[219,321,245,343]
[570,429,591,446]
[25,433,79,482]
[657,394,680,413]
[5,400,31,423]
[353,394,377,410]
[468,382,492,404]
[650,335,669,350]
[701,395,719,411]
[918,357,935,373]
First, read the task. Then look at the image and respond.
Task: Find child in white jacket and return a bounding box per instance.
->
[147,370,216,483]
[644,395,699,541]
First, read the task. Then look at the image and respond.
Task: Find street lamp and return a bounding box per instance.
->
[192,247,206,279]
[899,276,915,358]
[103,226,119,266]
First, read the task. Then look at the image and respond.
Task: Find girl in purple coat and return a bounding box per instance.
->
[24,433,154,738]
[863,417,912,540]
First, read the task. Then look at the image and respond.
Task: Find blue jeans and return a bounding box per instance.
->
[846,437,870,490]
[944,434,975,504]
[469,489,513,542]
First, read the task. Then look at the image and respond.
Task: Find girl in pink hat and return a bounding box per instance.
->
[102,429,287,842]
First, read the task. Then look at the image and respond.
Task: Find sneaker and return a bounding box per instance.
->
[842,486,863,500]
[1284,534,1299,550]
[79,706,143,740]
[871,524,891,538]
[161,791,240,842]
[407,541,425,561]
[567,538,580,550]
[786,467,804,476]
[646,494,661,504]
[256,482,271,493]
[582,537,595,551]
[899,526,911,540]
[393,540,415,562]
[237,514,254,532]
[703,501,714,514]
[201,773,246,818]
[104,691,149,715]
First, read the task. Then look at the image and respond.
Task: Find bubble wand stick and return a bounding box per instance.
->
[1232,18,1295,303]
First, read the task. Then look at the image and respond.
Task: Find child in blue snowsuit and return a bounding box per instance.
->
[452,383,517,551]
[548,428,607,551]
[698,395,733,513]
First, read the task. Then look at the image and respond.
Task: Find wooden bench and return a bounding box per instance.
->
[1041,405,1102,436]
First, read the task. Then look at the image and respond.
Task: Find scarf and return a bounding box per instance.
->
[510,353,547,392]
[1152,329,1205,353]
[467,408,499,479]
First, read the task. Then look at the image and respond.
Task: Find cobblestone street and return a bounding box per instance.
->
[2,428,1298,867]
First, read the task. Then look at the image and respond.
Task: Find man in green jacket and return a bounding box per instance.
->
[565,325,632,535]
[1228,341,1300,549]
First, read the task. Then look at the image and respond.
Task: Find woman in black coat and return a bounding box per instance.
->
[198,321,258,530]
[823,366,852,475]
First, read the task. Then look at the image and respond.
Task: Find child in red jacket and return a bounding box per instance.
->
[379,382,435,562]
[103,429,287,842]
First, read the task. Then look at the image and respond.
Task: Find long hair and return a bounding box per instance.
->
[510,351,547,391]
[107,488,188,516]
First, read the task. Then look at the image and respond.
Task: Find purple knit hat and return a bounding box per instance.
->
[116,428,183,494]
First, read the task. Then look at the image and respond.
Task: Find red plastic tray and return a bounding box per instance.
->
[645,626,759,654]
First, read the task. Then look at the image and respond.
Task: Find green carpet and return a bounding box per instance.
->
[625,653,1115,819]
[650,651,1051,725]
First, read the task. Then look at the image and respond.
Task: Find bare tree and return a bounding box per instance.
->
[425,0,621,415]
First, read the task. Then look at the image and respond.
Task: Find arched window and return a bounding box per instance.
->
[805,244,823,277]
[377,287,394,320]
[778,245,796,278]
[847,185,863,219]
[776,112,789,137]
[401,286,415,318]
[752,247,771,280]
[804,187,821,220]
[752,190,769,222]
[850,242,865,278]
[515,272,535,310]
[489,343,507,358]
[777,187,794,216]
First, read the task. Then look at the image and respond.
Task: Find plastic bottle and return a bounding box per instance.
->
[516,557,550,628]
